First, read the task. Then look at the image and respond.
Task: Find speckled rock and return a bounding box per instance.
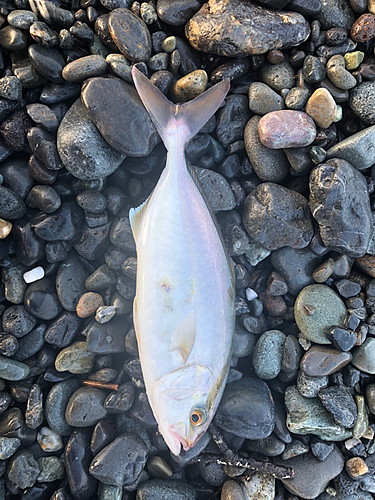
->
[305,88,337,129]
[135,479,197,500]
[55,341,95,374]
[258,110,316,149]
[326,125,375,170]
[294,284,347,344]
[173,70,208,101]
[252,330,286,380]
[309,159,373,257]
[316,0,355,29]
[248,82,284,115]
[349,82,375,124]
[185,0,310,56]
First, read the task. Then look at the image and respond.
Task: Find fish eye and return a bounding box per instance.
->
[190,408,207,426]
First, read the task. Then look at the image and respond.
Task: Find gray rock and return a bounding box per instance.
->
[241,472,275,500]
[55,341,95,374]
[270,246,321,296]
[317,0,355,29]
[65,387,107,427]
[352,338,375,374]
[0,437,21,460]
[326,125,375,170]
[157,0,201,26]
[275,445,344,499]
[37,456,65,482]
[285,386,352,441]
[194,167,236,213]
[7,449,40,489]
[110,211,136,252]
[246,433,286,457]
[249,82,284,115]
[45,378,81,435]
[185,0,310,56]
[2,304,37,338]
[244,116,289,182]
[310,158,373,257]
[90,432,149,486]
[0,355,29,381]
[216,95,251,148]
[260,61,295,92]
[243,182,313,251]
[56,252,88,311]
[349,82,375,124]
[25,383,44,429]
[318,385,357,428]
[285,87,310,110]
[135,479,197,499]
[294,284,347,344]
[0,185,26,220]
[57,98,125,180]
[297,370,329,398]
[0,76,23,100]
[252,330,286,380]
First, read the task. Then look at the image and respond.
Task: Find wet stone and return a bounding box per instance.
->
[260,61,295,92]
[45,311,81,348]
[37,456,65,482]
[45,378,81,436]
[55,341,95,374]
[248,82,284,115]
[194,168,236,213]
[185,0,310,57]
[317,0,355,29]
[0,334,18,357]
[0,76,22,101]
[24,277,62,320]
[104,382,135,414]
[306,88,337,129]
[62,55,107,82]
[252,330,286,380]
[282,335,302,373]
[0,26,27,52]
[351,13,375,42]
[25,383,44,429]
[0,185,26,220]
[8,10,37,29]
[28,45,65,83]
[327,125,375,171]
[57,99,126,180]
[258,110,316,149]
[318,385,357,428]
[0,437,20,460]
[26,103,59,131]
[7,449,40,489]
[303,55,326,83]
[214,377,275,440]
[243,182,313,251]
[294,284,348,344]
[326,55,357,90]
[27,127,63,170]
[0,109,32,151]
[13,323,46,361]
[2,304,36,338]
[285,87,310,110]
[89,432,149,486]
[65,386,107,427]
[352,337,375,373]
[285,385,351,440]
[300,346,352,376]
[349,82,375,124]
[77,292,104,318]
[56,252,88,312]
[326,326,358,352]
[74,222,111,260]
[216,94,251,148]
[173,70,208,102]
[297,371,328,398]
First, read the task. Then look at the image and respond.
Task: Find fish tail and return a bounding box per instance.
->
[132,67,230,150]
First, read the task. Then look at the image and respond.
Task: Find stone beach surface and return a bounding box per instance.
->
[3,0,375,499]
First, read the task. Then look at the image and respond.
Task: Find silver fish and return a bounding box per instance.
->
[130,67,235,456]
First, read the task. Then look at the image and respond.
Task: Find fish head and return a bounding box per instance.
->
[152,364,223,456]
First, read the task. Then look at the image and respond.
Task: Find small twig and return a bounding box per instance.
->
[82,380,119,391]
[208,424,294,480]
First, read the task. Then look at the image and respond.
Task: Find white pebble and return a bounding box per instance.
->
[245,288,258,301]
[95,305,116,324]
[23,266,45,284]
[37,427,63,452]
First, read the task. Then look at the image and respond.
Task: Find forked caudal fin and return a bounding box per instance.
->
[132,67,230,150]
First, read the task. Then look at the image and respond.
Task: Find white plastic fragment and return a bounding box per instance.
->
[245,288,258,302]
[23,266,45,284]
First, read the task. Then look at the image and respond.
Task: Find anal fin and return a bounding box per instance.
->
[129,195,150,243]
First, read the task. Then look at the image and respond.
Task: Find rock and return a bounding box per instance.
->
[194,167,235,213]
[216,95,251,148]
[81,77,159,157]
[45,378,81,436]
[185,0,310,56]
[326,55,357,90]
[24,277,62,320]
[294,284,347,344]
[45,311,81,348]
[86,319,126,354]
[25,383,44,429]
[157,0,201,26]
[326,125,375,170]
[351,13,375,42]
[65,387,107,427]
[316,0,355,29]
[326,326,358,352]
[248,82,284,115]
[7,449,40,489]
[252,330,286,380]
[57,98,125,180]
[0,437,21,460]
[62,55,107,82]
[28,45,65,83]
[302,55,326,83]
[55,341,95,374]
[300,346,352,376]
[77,292,104,318]
[27,127,63,170]
[173,70,208,102]
[285,386,351,441]
[244,116,289,182]
[275,445,344,499]
[352,337,375,374]
[56,252,88,312]
[2,304,37,338]
[0,355,30,381]
[285,87,310,110]
[135,479,197,500]
[37,456,65,482]
[309,159,373,257]
[0,76,22,101]
[32,202,83,241]
[214,377,275,440]
[0,185,26,220]
[243,182,313,251]
[305,88,337,128]
[318,385,357,428]
[108,8,151,62]
[14,324,46,361]
[89,432,148,486]
[260,110,315,149]
[260,61,295,92]
[241,472,275,500]
[349,82,375,124]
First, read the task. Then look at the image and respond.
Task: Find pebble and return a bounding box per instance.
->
[294,284,347,344]
[108,8,151,62]
[45,311,81,348]
[27,127,63,170]
[303,55,326,83]
[28,45,65,83]
[24,277,62,320]
[305,88,337,129]
[326,326,358,352]
[81,77,159,157]
[26,103,59,131]
[65,386,107,427]
[285,385,351,440]
[23,266,45,284]
[244,116,289,182]
[345,50,365,70]
[45,378,81,436]
[243,182,313,251]
[136,479,197,500]
[2,304,36,338]
[8,10,37,29]
[37,427,63,452]
[77,292,104,318]
[310,438,334,460]
[284,87,310,110]
[104,382,135,414]
[0,185,26,220]
[194,168,236,213]
[62,55,107,82]
[300,346,352,376]
[352,337,375,373]
[317,0,355,29]
[310,159,373,257]
[216,94,251,148]
[55,252,88,312]
[326,55,357,90]
[349,82,375,124]
[37,456,65,482]
[173,70,208,101]
[352,395,368,439]
[351,13,375,42]
[86,318,126,354]
[252,330,286,380]
[0,25,27,52]
[55,341,95,374]
[258,110,316,149]
[7,449,40,489]
[0,76,22,101]
[185,0,310,56]
[275,445,344,499]
[214,377,275,440]
[248,82,284,115]
[0,436,21,460]
[346,457,369,479]
[89,432,149,486]
[326,125,375,170]
[318,385,358,427]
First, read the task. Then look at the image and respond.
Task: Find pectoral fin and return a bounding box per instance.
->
[170,311,196,363]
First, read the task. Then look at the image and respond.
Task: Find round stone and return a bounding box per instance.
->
[65,387,107,427]
[252,330,286,380]
[349,82,375,124]
[173,70,208,101]
[305,88,337,128]
[294,284,348,344]
[258,110,316,149]
[300,346,352,377]
[351,13,375,42]
[76,292,104,318]
[55,341,95,374]
[248,82,284,115]
[352,338,375,374]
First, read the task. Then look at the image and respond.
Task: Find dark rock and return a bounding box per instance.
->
[214,377,275,439]
[45,377,81,436]
[0,26,27,52]
[318,385,357,427]
[28,45,65,83]
[12,219,45,266]
[157,0,201,26]
[13,324,46,361]
[300,346,352,376]
[104,382,135,413]
[29,20,59,46]
[110,211,136,252]
[26,103,59,131]
[62,55,107,82]
[108,8,151,62]
[0,333,18,357]
[27,185,61,214]
[57,98,126,180]
[24,277,62,320]
[45,311,81,348]
[40,81,81,104]
[128,391,157,428]
[27,127,63,171]
[216,95,251,148]
[2,304,37,338]
[0,407,36,445]
[32,202,84,241]
[349,82,375,124]
[136,479,197,500]
[243,182,313,251]
[326,326,358,352]
[74,222,111,260]
[309,158,373,257]
[316,0,355,29]
[0,110,32,151]
[185,0,310,56]
[90,419,117,456]
[28,155,57,185]
[86,319,126,354]
[288,0,322,16]
[55,252,88,311]
[0,185,26,220]
[81,77,159,157]
[7,449,40,489]
[65,386,107,427]
[310,438,334,460]
[30,0,74,28]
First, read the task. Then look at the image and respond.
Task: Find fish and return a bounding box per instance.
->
[129,67,235,456]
